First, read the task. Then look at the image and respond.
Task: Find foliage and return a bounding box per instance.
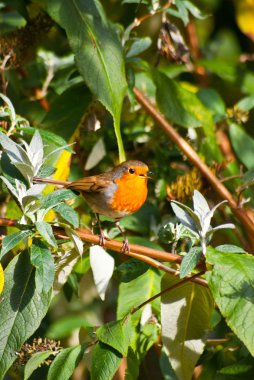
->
[1,0,254,379]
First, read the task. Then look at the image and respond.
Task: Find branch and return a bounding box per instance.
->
[134,87,254,250]
[0,217,208,287]
[131,271,206,315]
[0,217,180,263]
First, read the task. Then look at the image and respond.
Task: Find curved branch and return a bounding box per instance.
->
[0,217,181,263]
[0,217,207,287]
[134,87,254,250]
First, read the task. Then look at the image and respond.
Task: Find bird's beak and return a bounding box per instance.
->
[146,171,153,180]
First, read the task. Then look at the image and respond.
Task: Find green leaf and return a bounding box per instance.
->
[116,259,149,282]
[29,130,44,175]
[0,93,16,121]
[171,201,200,233]
[0,131,30,166]
[117,268,161,321]
[40,189,76,210]
[237,94,254,112]
[197,88,226,118]
[20,126,73,152]
[24,351,53,380]
[125,322,159,379]
[0,132,34,180]
[65,226,84,257]
[53,249,88,297]
[47,315,90,339]
[44,0,127,161]
[219,359,254,375]
[126,37,152,58]
[47,344,86,380]
[160,348,178,380]
[229,123,254,169]
[175,0,189,25]
[153,70,222,161]
[96,317,134,356]
[206,247,254,356]
[41,83,92,141]
[0,251,51,377]
[154,71,201,128]
[0,230,32,260]
[35,221,57,248]
[179,247,202,278]
[183,0,207,20]
[30,239,55,293]
[37,164,56,178]
[215,244,246,254]
[91,342,122,380]
[53,203,79,229]
[161,275,214,380]
[0,151,26,185]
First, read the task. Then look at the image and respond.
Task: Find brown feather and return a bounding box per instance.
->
[67,174,113,193]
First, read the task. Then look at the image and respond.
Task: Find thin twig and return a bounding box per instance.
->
[0,51,13,95]
[133,87,254,251]
[129,1,172,31]
[131,271,206,315]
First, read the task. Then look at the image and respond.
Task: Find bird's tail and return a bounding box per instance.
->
[33,177,71,187]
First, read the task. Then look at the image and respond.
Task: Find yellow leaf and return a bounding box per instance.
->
[235,0,254,41]
[0,264,4,294]
[44,129,79,222]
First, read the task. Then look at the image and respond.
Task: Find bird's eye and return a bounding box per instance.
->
[129,168,135,174]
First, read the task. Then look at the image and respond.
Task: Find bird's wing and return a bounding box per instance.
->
[67,175,112,193]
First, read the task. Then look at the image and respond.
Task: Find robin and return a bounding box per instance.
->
[34,160,150,252]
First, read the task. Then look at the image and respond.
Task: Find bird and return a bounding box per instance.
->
[33,160,150,252]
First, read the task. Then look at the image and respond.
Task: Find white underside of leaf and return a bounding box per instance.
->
[90,245,114,301]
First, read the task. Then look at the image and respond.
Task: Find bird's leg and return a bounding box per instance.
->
[115,219,130,253]
[95,214,108,247]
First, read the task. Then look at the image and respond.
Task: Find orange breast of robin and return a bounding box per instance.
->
[110,173,148,214]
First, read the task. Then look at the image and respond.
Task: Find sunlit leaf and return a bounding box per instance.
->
[126,37,152,58]
[179,247,202,278]
[117,268,161,321]
[161,275,214,380]
[0,230,32,260]
[91,342,122,380]
[35,221,57,249]
[206,247,254,356]
[96,317,134,356]
[24,351,53,380]
[44,0,127,161]
[29,130,44,175]
[30,239,55,293]
[47,344,87,380]
[215,244,246,254]
[53,203,79,229]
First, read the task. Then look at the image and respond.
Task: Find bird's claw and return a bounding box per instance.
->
[121,238,130,254]
[98,232,110,248]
